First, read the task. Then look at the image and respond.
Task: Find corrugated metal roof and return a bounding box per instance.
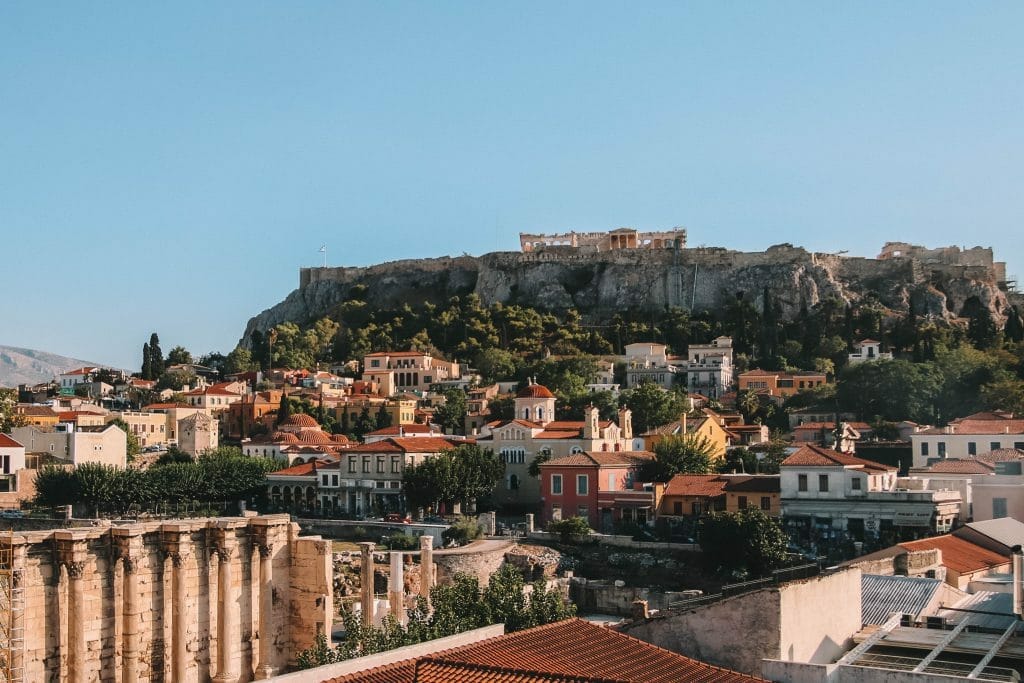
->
[937,591,1017,631]
[861,574,942,626]
[965,518,1024,550]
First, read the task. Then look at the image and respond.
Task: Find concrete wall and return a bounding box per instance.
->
[618,569,862,677]
[7,514,331,683]
[778,568,861,665]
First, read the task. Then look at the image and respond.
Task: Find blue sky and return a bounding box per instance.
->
[2,2,1022,370]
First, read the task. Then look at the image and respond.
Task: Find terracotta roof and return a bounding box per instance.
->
[534,430,582,440]
[793,422,872,431]
[917,412,1024,436]
[325,618,763,683]
[367,424,435,437]
[268,461,327,477]
[341,437,468,454]
[899,535,1009,575]
[142,403,190,410]
[365,351,429,357]
[16,406,59,417]
[0,434,23,449]
[331,433,351,444]
[517,384,555,399]
[978,448,1024,464]
[913,459,995,475]
[544,451,654,468]
[184,386,240,397]
[781,445,895,473]
[724,476,780,493]
[62,367,97,376]
[297,430,334,445]
[663,475,731,498]
[282,413,320,428]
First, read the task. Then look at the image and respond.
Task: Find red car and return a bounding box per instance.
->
[384,513,410,524]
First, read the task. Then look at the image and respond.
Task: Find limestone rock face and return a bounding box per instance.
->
[241,245,1013,343]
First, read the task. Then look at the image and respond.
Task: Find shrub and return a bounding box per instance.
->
[547,516,591,543]
[442,517,482,547]
[381,533,419,551]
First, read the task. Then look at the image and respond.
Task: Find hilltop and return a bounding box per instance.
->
[242,239,1018,343]
[0,345,98,388]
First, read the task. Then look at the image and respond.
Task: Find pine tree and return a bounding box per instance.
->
[1005,306,1024,343]
[149,333,164,377]
[376,404,393,430]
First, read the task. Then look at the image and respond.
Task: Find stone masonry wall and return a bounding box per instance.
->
[8,514,331,683]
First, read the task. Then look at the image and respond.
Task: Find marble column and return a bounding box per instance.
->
[254,541,276,679]
[117,539,143,683]
[168,546,190,682]
[213,534,237,683]
[358,542,375,627]
[56,536,88,683]
[419,535,433,605]
[388,551,404,624]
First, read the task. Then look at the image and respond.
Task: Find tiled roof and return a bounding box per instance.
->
[324,618,763,683]
[341,437,468,454]
[781,445,895,473]
[861,574,942,626]
[792,421,872,431]
[365,351,428,357]
[282,414,320,428]
[917,412,1024,436]
[62,367,97,376]
[534,430,581,440]
[0,434,23,449]
[642,416,709,437]
[978,448,1024,464]
[899,535,1008,575]
[541,451,653,468]
[663,475,730,498]
[366,424,435,437]
[268,461,325,477]
[142,403,190,410]
[913,459,994,474]
[16,406,59,417]
[723,476,780,493]
[517,384,555,399]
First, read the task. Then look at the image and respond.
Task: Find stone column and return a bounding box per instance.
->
[163,530,192,683]
[525,514,535,533]
[254,541,276,679]
[358,542,375,627]
[56,535,88,683]
[419,535,433,605]
[9,541,25,679]
[213,533,238,683]
[115,533,144,683]
[388,552,404,624]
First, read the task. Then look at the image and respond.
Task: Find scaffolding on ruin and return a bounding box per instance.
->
[0,529,24,683]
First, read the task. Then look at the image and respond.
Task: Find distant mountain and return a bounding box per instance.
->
[0,345,99,388]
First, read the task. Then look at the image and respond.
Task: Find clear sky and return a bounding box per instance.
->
[2,2,1022,370]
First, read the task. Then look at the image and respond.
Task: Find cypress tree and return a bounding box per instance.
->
[276,393,292,426]
[149,333,164,377]
[142,343,152,380]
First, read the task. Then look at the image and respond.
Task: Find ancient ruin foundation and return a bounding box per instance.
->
[1,514,330,683]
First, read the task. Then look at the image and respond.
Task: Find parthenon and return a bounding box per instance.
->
[519,226,687,253]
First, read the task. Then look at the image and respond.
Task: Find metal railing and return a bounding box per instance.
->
[667,563,821,611]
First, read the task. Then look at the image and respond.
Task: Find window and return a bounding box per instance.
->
[852,477,861,491]
[760,496,771,511]
[798,474,808,492]
[551,474,562,495]
[371,360,380,368]
[508,474,519,490]
[362,457,370,473]
[576,505,588,519]
[376,457,385,473]
[991,442,1001,452]
[1016,442,1024,450]
[321,474,329,486]
[994,498,1008,519]
[348,458,357,474]
[673,501,683,515]
[921,442,929,457]
[937,442,946,457]
[738,496,748,510]
[968,442,977,456]
[391,456,401,474]
[818,474,829,492]
[608,473,616,489]
[577,474,588,495]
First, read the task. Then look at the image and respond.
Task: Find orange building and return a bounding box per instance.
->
[738,369,828,399]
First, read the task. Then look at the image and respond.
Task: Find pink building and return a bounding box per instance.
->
[538,450,654,532]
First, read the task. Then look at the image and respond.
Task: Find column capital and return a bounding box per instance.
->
[64,560,86,580]
[255,542,273,558]
[115,535,144,575]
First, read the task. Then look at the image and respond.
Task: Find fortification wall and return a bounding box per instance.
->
[6,514,331,683]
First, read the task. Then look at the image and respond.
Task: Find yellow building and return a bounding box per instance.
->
[641,409,731,460]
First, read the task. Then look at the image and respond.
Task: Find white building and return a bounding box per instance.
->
[781,444,961,541]
[362,351,462,396]
[11,423,128,468]
[910,412,1024,468]
[847,339,893,365]
[0,434,27,495]
[624,337,734,398]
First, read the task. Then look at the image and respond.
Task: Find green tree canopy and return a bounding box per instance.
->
[639,432,718,482]
[699,507,788,577]
[619,382,688,435]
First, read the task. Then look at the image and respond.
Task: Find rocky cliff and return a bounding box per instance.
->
[242,244,1013,341]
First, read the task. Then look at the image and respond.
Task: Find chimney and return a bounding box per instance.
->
[1014,545,1023,617]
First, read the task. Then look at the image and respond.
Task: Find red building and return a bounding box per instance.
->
[538,450,654,532]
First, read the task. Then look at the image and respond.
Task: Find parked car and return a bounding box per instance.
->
[383,513,410,524]
[0,509,24,519]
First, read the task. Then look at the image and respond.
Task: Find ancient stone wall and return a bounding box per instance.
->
[7,514,331,683]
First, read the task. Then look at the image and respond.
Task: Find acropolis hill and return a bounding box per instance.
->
[242,229,1018,340]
